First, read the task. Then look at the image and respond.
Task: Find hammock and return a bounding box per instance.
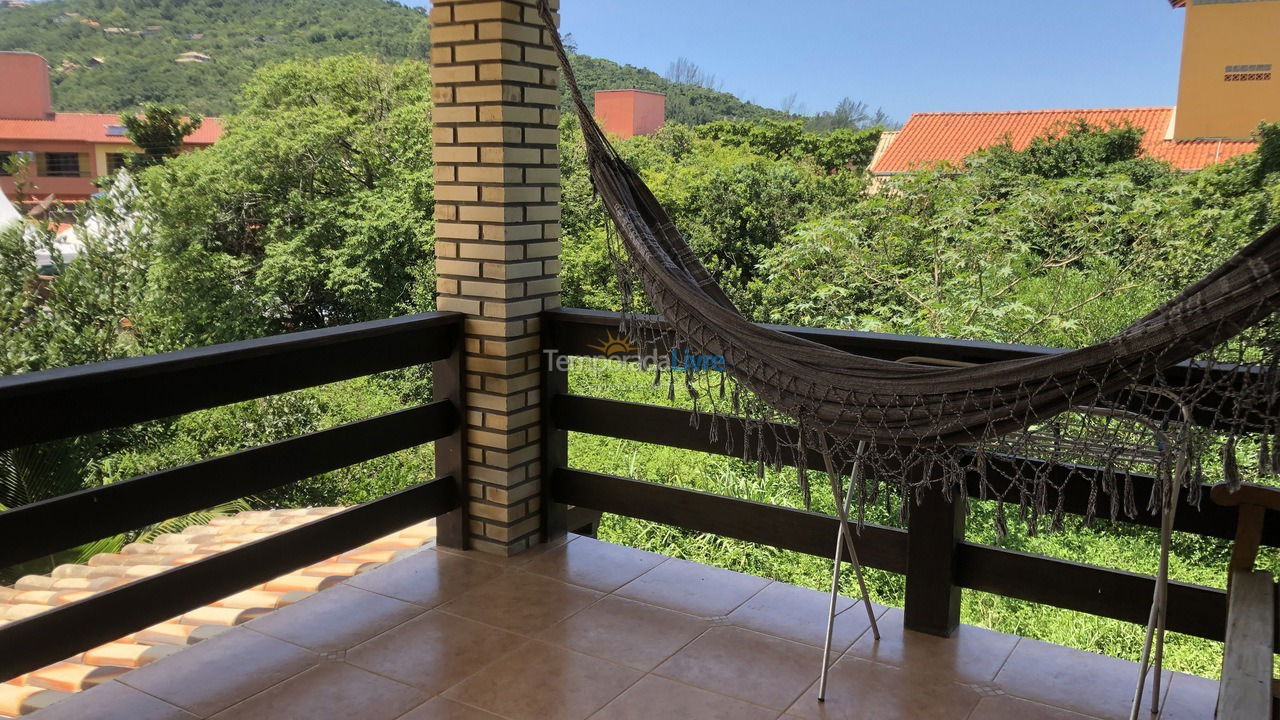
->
[535,2,1280,514]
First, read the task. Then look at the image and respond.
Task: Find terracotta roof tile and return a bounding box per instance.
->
[0,113,221,146]
[0,508,436,717]
[870,107,1258,174]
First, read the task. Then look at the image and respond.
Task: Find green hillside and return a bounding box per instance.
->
[0,0,779,123]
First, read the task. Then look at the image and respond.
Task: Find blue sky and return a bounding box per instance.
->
[501,0,1187,124]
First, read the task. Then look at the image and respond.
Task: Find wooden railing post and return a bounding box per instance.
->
[541,318,567,541]
[903,462,965,637]
[434,321,468,549]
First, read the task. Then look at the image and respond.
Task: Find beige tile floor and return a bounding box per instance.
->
[28,534,1219,720]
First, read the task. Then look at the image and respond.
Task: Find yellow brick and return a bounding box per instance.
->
[457,242,524,261]
[433,126,456,144]
[428,5,452,23]
[542,149,560,164]
[542,108,560,124]
[436,258,481,276]
[482,260,543,280]
[468,501,511,522]
[436,241,458,259]
[434,165,457,182]
[432,106,478,124]
[459,205,523,223]
[485,481,539,505]
[434,184,479,202]
[436,222,481,240]
[478,104,542,124]
[468,428,525,450]
[455,42,522,63]
[542,258,561,275]
[523,46,558,67]
[526,277,561,295]
[469,355,527,374]
[457,126,522,144]
[485,442,540,468]
[543,187,562,202]
[481,186,541,203]
[436,146,479,164]
[481,146,541,164]
[430,23,476,44]
[465,338,482,354]
[484,298,543,319]
[524,167,560,184]
[543,223,562,239]
[437,296,482,314]
[524,204,560,222]
[456,84,522,104]
[454,1,523,22]
[523,127,559,145]
[478,62,542,84]
[541,68,559,87]
[472,464,526,484]
[458,165,524,184]
[432,65,476,84]
[467,393,530,414]
[436,277,459,294]
[459,280,522,300]
[435,204,458,221]
[464,317,525,336]
[522,87,560,106]
[482,336,540,356]
[525,240,561,258]
[477,21,541,44]
[481,223,543,242]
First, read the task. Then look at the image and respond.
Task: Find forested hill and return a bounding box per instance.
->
[0,0,780,122]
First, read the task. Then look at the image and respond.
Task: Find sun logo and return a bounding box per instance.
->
[588,330,638,357]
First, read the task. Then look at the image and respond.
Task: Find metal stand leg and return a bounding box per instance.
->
[817,442,879,702]
[1129,466,1183,719]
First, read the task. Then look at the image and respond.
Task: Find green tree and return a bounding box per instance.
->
[122,103,203,169]
[135,54,435,349]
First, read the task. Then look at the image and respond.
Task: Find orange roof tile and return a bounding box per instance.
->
[0,508,436,718]
[0,112,221,145]
[870,107,1257,174]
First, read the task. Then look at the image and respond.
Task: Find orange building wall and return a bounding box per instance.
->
[1174,0,1280,139]
[594,90,666,138]
[0,52,54,121]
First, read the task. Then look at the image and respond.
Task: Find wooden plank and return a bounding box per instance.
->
[904,479,965,637]
[433,325,468,549]
[1217,570,1275,720]
[0,402,457,568]
[0,312,461,451]
[541,313,570,540]
[543,308,1271,432]
[553,394,1277,547]
[955,543,1228,642]
[0,476,460,680]
[551,468,909,573]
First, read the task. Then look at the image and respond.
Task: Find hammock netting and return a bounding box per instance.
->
[535,3,1280,532]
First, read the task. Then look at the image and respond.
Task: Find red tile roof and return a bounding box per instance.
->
[0,508,436,717]
[869,107,1257,174]
[0,113,222,145]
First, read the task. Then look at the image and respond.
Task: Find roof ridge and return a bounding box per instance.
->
[907,107,1174,118]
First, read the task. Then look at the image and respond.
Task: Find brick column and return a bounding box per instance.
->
[430,0,562,556]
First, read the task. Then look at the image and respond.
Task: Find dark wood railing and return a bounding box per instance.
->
[0,312,467,679]
[1,305,1269,679]
[542,307,1272,643]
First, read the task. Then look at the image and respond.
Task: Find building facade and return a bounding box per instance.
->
[0,52,221,203]
[1171,0,1280,139]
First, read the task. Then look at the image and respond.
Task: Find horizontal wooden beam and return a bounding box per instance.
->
[554,394,1278,546]
[0,476,459,681]
[0,401,457,568]
[554,468,1231,642]
[0,312,461,451]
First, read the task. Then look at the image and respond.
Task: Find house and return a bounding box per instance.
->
[174,51,212,63]
[0,52,222,203]
[870,0,1276,177]
[594,89,666,138]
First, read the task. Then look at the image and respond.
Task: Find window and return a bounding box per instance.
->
[106,125,128,137]
[106,153,129,173]
[43,152,82,177]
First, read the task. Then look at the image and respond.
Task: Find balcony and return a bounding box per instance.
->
[0,307,1261,719]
